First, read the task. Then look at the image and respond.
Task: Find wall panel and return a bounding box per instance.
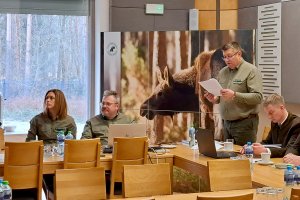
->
[220,10,237,30]
[195,0,216,10]
[238,0,281,8]
[238,7,257,29]
[220,0,238,10]
[199,11,216,30]
[282,0,300,103]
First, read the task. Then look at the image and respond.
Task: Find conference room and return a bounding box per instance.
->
[1,0,300,199]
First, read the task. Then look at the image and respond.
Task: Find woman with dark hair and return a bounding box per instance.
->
[26,88,77,143]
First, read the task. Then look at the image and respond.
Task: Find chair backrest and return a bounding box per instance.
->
[4,141,43,200]
[123,163,172,198]
[291,188,300,200]
[0,128,4,150]
[64,138,101,169]
[110,136,148,198]
[55,167,106,200]
[262,126,271,141]
[197,192,253,200]
[207,160,252,191]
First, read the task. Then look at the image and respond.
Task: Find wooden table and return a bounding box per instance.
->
[0,142,285,189]
[115,189,258,200]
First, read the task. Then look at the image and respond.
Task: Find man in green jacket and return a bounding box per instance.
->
[81,90,133,145]
[205,41,263,145]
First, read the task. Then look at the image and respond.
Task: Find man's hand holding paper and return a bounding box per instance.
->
[199,78,223,96]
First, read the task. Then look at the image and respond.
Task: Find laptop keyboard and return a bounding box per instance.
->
[217,151,238,158]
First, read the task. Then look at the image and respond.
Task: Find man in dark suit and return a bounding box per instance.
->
[242,93,300,158]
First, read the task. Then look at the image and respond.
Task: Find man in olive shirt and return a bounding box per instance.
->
[205,41,263,145]
[81,90,133,145]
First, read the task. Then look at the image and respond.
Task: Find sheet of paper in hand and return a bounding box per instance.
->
[199,78,223,96]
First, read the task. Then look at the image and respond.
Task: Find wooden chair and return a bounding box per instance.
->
[55,167,106,200]
[197,192,253,200]
[261,126,271,141]
[123,163,172,198]
[64,138,101,169]
[110,136,148,198]
[207,160,252,192]
[0,128,4,150]
[291,188,300,200]
[4,141,43,200]
[45,138,101,200]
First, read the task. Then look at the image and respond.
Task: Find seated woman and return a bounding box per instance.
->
[25,89,77,199]
[26,88,76,143]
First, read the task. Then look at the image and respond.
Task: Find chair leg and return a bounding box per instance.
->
[110,181,115,199]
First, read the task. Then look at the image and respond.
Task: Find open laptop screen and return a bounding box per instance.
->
[107,123,147,146]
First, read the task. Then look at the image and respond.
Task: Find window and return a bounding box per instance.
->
[0,1,90,136]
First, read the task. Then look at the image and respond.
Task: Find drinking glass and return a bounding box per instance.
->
[256,187,268,200]
[44,144,52,157]
[224,139,234,151]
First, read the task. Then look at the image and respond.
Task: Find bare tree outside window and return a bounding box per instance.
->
[0,14,88,135]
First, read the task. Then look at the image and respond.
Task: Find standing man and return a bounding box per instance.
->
[81,90,133,145]
[205,41,263,145]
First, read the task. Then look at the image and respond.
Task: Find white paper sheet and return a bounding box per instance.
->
[263,144,282,148]
[199,78,223,96]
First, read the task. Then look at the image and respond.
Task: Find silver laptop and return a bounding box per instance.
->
[195,128,238,159]
[107,123,147,146]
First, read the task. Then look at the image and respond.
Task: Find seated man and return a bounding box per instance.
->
[241,93,300,158]
[81,90,133,145]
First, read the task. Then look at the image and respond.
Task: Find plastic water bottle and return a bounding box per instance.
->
[189,126,196,147]
[0,179,4,200]
[245,142,253,158]
[57,130,65,156]
[294,166,300,185]
[2,181,11,200]
[244,142,254,173]
[284,165,295,200]
[65,130,74,140]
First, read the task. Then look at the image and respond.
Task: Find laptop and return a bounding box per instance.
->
[107,123,147,146]
[195,128,238,159]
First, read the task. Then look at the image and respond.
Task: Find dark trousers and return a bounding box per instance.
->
[223,115,259,146]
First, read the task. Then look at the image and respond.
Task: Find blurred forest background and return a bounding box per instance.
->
[117,30,254,144]
[0,14,88,130]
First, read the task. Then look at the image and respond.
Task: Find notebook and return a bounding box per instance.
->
[195,128,238,159]
[107,123,147,146]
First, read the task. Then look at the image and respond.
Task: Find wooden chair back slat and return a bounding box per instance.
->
[123,163,172,198]
[55,167,106,200]
[208,159,252,192]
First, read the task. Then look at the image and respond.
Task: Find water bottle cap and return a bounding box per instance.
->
[2,181,8,185]
[297,166,300,170]
[287,165,293,170]
[247,142,251,145]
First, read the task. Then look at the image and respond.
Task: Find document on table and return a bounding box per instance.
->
[199,78,223,96]
[263,144,282,148]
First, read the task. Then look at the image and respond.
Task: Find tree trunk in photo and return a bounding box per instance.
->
[5,14,12,99]
[155,31,167,143]
[24,14,32,94]
[180,31,189,136]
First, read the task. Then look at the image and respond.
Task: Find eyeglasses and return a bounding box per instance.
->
[45,96,55,100]
[222,51,239,61]
[101,101,118,107]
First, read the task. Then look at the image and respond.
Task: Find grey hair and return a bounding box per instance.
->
[263,93,285,108]
[103,90,120,104]
[222,41,242,52]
